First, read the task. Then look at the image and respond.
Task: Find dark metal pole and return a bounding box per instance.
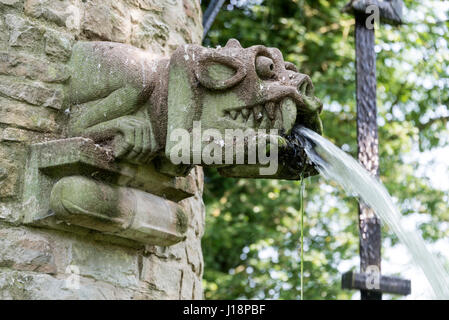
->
[342,1,407,299]
[202,0,226,39]
[355,12,382,300]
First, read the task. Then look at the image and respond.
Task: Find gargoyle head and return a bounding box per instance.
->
[164,39,323,179]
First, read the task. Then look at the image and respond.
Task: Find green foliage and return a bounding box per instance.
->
[201,0,449,299]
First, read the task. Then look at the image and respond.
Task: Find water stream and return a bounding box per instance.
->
[293,126,449,299]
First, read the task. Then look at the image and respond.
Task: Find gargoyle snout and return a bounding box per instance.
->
[292,74,314,97]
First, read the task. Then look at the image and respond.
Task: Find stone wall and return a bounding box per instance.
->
[0,0,205,299]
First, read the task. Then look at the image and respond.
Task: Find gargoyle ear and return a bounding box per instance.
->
[225,38,243,49]
[285,62,298,72]
[195,53,246,90]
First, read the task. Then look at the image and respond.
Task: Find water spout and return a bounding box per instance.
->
[292,126,449,299]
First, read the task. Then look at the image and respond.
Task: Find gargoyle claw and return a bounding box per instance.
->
[113,117,155,164]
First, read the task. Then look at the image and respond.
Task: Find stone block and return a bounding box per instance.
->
[82,0,131,42]
[44,29,74,61]
[185,233,203,275]
[0,144,25,199]
[0,15,7,44]
[180,268,195,299]
[69,242,139,288]
[0,227,57,274]
[140,254,182,299]
[0,203,16,222]
[0,76,63,109]
[131,13,169,50]
[0,51,70,83]
[0,0,24,9]
[193,276,203,299]
[5,14,44,49]
[24,0,82,31]
[0,159,20,199]
[125,0,164,12]
[1,127,34,142]
[182,194,206,237]
[0,96,58,132]
[0,269,136,299]
[145,241,186,261]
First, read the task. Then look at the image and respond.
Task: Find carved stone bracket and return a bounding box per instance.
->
[22,138,193,246]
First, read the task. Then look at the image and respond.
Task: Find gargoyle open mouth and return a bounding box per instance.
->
[223,94,321,135]
[223,97,296,131]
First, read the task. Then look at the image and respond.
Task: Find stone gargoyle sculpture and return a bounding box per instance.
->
[23,39,323,247]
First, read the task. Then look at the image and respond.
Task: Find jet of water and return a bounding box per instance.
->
[294,126,449,299]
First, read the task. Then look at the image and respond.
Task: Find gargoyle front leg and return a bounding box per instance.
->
[69,87,158,164]
[85,116,157,164]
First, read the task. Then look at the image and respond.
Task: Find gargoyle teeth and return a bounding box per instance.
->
[241,108,250,120]
[271,108,283,130]
[246,112,255,127]
[259,113,271,128]
[235,111,245,122]
[253,105,263,121]
[280,98,296,133]
[224,100,288,128]
[264,101,276,120]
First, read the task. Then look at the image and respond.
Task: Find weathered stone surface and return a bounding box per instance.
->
[180,268,195,299]
[193,276,203,299]
[0,97,58,132]
[0,269,137,299]
[0,0,24,8]
[131,14,169,50]
[185,231,203,275]
[44,29,74,61]
[70,242,139,288]
[0,145,25,199]
[182,193,206,237]
[140,254,182,299]
[5,14,44,48]
[0,0,205,301]
[0,15,8,44]
[24,0,82,31]
[146,241,187,262]
[0,167,7,183]
[82,0,131,42]
[0,227,56,274]
[0,159,20,199]
[1,127,34,142]
[0,51,69,83]
[125,0,164,12]
[0,76,63,109]
[0,203,16,222]
[131,0,164,13]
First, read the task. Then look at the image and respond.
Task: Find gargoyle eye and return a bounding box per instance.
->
[195,54,246,90]
[255,56,275,79]
[285,62,298,72]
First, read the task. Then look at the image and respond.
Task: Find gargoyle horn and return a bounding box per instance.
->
[225,38,243,49]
